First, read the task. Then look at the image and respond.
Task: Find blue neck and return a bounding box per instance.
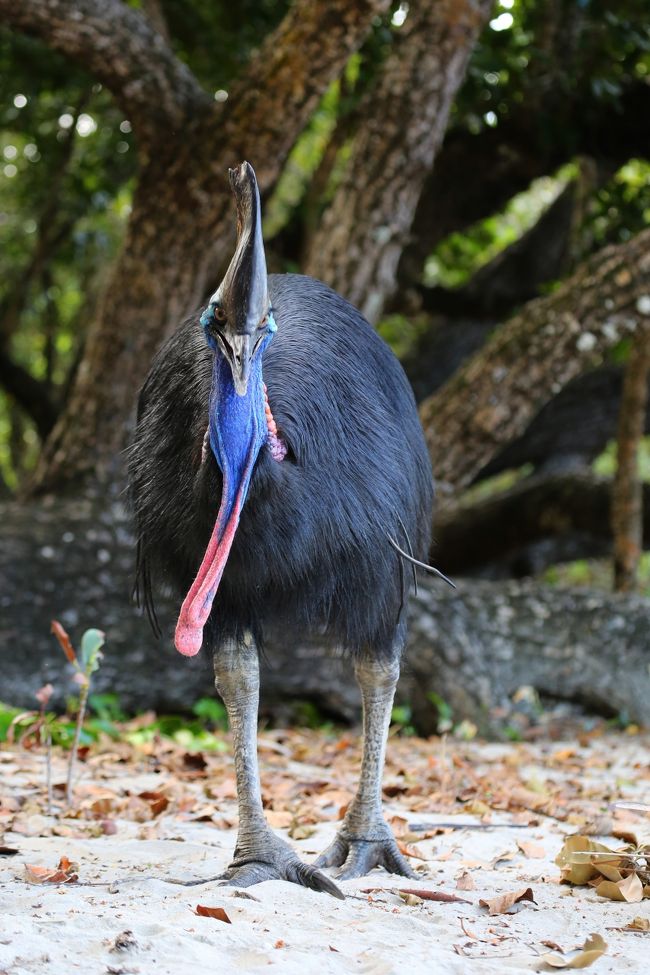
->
[208,352,267,517]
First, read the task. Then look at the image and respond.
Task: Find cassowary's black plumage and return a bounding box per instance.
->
[128,162,435,898]
[130,273,433,653]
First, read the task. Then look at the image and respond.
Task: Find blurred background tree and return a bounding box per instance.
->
[1,0,650,724]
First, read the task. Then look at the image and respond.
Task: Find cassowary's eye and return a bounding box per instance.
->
[214,305,227,323]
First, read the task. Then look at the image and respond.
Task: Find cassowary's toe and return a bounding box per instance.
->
[220,847,344,899]
[316,831,417,881]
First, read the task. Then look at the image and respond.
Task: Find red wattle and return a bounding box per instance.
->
[175,436,257,656]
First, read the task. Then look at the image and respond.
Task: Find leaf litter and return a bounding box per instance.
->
[1,722,649,973]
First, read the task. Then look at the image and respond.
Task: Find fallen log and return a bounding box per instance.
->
[2,499,649,734]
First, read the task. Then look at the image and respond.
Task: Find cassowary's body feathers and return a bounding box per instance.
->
[129,274,433,653]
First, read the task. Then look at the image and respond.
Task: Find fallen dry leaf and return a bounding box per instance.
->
[555,835,617,885]
[396,839,427,860]
[138,790,169,817]
[517,839,545,859]
[540,933,607,969]
[625,916,650,932]
[479,887,536,915]
[399,888,471,905]
[399,891,423,906]
[456,871,476,891]
[24,856,78,885]
[595,872,644,903]
[50,620,77,664]
[194,905,231,923]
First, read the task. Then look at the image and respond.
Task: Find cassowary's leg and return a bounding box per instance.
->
[213,636,343,898]
[315,627,416,880]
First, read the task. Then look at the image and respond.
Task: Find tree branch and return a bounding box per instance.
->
[420,228,650,495]
[217,0,391,192]
[434,471,650,577]
[0,348,59,440]
[303,0,492,321]
[0,0,208,141]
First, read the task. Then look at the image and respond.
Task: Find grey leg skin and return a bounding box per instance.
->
[315,628,416,880]
[214,636,343,898]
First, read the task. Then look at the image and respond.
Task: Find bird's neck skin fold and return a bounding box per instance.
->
[174,353,268,657]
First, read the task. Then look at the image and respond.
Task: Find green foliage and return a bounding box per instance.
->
[542,552,650,597]
[580,159,650,251]
[390,703,416,736]
[80,628,105,674]
[426,691,453,733]
[592,436,650,481]
[192,695,227,729]
[0,694,230,752]
[424,169,574,288]
[1,0,649,491]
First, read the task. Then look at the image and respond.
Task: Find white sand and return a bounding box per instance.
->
[1,734,649,974]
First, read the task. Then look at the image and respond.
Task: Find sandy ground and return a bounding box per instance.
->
[1,731,649,975]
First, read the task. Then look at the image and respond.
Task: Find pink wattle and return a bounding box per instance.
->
[174,480,245,656]
[174,390,286,657]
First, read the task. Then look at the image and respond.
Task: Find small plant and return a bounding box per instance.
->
[50,621,105,804]
[8,683,56,813]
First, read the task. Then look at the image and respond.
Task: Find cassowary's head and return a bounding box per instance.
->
[200,161,275,396]
[175,162,279,657]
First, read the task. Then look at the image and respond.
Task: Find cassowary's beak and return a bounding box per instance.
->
[203,161,269,398]
[175,162,273,657]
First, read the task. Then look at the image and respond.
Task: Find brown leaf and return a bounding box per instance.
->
[396,839,426,860]
[479,887,536,915]
[517,839,545,859]
[138,791,169,817]
[194,905,231,923]
[625,916,650,932]
[540,933,607,969]
[266,810,293,829]
[595,873,643,903]
[456,871,476,891]
[24,857,78,885]
[398,891,423,906]
[51,620,77,664]
[288,820,315,841]
[399,888,471,905]
[555,835,615,885]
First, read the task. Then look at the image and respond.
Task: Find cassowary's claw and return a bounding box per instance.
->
[220,859,344,899]
[219,832,345,899]
[315,830,417,881]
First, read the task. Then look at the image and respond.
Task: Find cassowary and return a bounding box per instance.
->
[129,162,436,898]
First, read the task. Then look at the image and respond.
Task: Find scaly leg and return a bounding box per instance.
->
[315,628,415,880]
[214,635,343,897]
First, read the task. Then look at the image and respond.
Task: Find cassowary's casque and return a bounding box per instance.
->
[129,162,435,898]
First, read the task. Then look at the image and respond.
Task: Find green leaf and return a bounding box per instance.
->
[192,697,227,729]
[80,628,105,675]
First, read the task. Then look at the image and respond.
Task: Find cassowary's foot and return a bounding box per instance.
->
[315,822,417,881]
[220,830,344,899]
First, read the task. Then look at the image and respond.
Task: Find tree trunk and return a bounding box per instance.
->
[1,0,389,494]
[419,228,650,496]
[304,0,492,323]
[612,327,650,591]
